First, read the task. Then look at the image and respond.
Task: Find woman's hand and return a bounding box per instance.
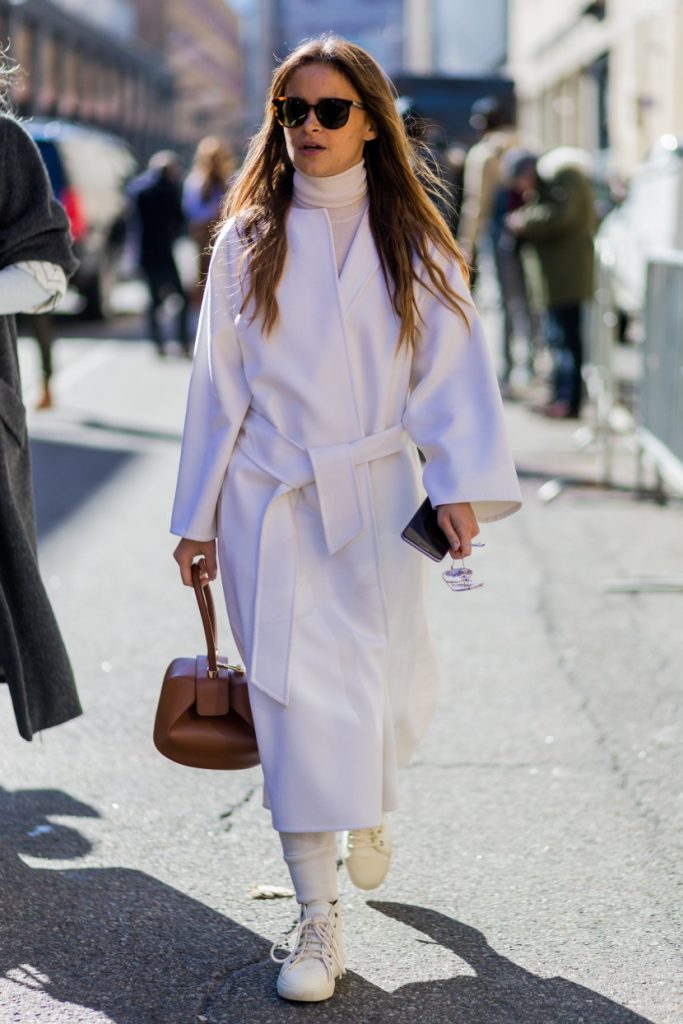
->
[173,537,218,587]
[436,502,480,559]
[504,210,525,236]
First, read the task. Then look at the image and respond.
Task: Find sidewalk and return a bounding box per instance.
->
[0,324,680,1023]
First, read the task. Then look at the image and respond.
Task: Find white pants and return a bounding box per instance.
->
[279,831,338,904]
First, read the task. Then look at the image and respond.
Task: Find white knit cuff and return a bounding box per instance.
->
[15,260,68,313]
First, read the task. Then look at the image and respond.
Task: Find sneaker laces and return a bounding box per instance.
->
[345,825,386,851]
[270,909,344,979]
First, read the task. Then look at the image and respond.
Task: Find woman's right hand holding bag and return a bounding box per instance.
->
[173,537,218,586]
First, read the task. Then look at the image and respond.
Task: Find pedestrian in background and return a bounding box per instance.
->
[171,35,521,1003]
[0,60,82,740]
[127,150,190,357]
[490,148,544,389]
[458,96,519,291]
[18,313,57,409]
[182,136,234,306]
[506,147,596,418]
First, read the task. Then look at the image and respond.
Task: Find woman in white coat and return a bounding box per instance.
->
[171,35,521,1003]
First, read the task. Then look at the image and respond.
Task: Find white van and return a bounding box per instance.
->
[25,119,138,319]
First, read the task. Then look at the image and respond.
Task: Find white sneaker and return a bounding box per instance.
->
[341,817,392,890]
[271,900,345,1002]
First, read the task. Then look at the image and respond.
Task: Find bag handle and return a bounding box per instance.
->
[191,562,219,677]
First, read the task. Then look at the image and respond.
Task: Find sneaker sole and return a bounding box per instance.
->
[276,977,337,1002]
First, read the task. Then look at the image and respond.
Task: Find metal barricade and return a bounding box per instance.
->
[638,252,683,496]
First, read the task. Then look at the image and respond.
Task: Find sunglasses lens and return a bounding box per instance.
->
[274,97,355,129]
[317,99,350,129]
[277,98,308,127]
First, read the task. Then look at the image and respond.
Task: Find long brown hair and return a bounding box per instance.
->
[223,35,470,350]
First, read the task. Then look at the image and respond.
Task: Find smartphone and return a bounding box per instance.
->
[401,498,450,562]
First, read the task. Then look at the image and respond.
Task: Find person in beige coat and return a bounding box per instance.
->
[458,97,519,281]
[171,36,521,1004]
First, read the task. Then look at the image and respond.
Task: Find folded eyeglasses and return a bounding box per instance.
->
[442,541,485,592]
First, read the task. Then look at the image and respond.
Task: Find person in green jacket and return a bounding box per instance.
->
[506,147,596,418]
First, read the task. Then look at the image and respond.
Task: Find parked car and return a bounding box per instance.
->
[597,134,683,328]
[24,119,138,319]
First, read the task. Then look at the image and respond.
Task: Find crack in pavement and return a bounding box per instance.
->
[517,509,672,843]
[219,786,258,833]
[194,911,310,1020]
[192,949,273,1022]
[518,509,624,771]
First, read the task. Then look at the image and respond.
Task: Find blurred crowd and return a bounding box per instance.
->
[125,136,235,360]
[21,133,236,409]
[456,97,599,420]
[119,105,606,426]
[24,98,628,425]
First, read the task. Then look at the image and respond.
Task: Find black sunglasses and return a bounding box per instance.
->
[272,96,365,130]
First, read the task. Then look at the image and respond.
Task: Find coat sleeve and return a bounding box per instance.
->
[170,222,251,540]
[402,252,522,524]
[0,116,78,278]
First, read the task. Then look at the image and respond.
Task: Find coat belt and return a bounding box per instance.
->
[236,408,409,705]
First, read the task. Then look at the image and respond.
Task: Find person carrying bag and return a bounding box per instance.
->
[169,35,521,1003]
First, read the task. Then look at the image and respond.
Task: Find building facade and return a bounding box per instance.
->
[231,0,277,136]
[49,0,137,39]
[133,0,243,152]
[507,0,683,175]
[272,0,404,72]
[132,0,243,153]
[0,0,174,158]
[399,0,510,76]
[224,0,511,142]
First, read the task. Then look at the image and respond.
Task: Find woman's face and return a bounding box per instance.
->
[280,63,377,177]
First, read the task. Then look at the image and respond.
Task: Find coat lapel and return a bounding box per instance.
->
[286,206,381,319]
[283,209,364,436]
[338,208,381,315]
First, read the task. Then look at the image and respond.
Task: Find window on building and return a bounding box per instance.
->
[591,52,610,151]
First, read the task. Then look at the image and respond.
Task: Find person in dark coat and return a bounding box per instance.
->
[506,147,596,418]
[490,149,541,387]
[127,151,190,356]
[0,107,82,740]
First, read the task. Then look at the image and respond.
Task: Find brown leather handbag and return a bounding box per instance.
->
[153,564,259,770]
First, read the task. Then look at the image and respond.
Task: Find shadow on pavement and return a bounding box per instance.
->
[78,418,183,445]
[30,437,136,541]
[0,787,270,1024]
[0,788,654,1023]
[366,900,654,1024]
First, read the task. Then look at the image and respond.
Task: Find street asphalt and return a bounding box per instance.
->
[0,303,681,1023]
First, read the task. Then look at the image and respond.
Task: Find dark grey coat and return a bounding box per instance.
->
[0,113,82,740]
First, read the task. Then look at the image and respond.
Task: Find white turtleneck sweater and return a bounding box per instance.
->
[292,161,368,275]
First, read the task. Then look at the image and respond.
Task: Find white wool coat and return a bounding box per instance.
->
[171,207,522,832]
